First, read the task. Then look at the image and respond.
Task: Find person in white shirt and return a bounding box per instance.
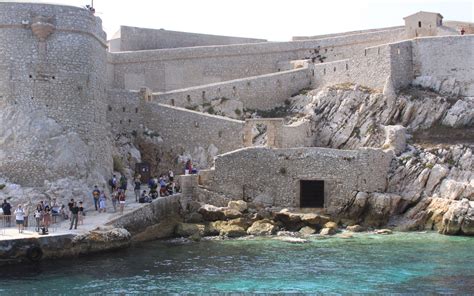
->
[14,204,25,233]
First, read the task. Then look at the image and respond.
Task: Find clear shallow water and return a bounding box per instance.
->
[1,232,473,294]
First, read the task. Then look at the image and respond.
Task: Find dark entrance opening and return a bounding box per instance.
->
[135,162,151,184]
[300,180,325,208]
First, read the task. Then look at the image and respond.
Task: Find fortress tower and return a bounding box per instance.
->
[0,2,111,186]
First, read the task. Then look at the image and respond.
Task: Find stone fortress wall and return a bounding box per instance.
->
[153,68,312,111]
[108,26,267,52]
[199,147,391,210]
[107,28,406,92]
[0,2,111,185]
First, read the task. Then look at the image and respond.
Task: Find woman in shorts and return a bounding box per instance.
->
[14,204,25,233]
[118,190,126,215]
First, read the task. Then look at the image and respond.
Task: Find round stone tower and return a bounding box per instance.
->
[0,2,111,186]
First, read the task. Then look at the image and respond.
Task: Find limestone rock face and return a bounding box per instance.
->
[133,219,179,241]
[320,227,336,235]
[440,199,472,235]
[198,204,226,221]
[247,220,278,236]
[223,209,243,219]
[346,225,365,232]
[175,223,206,237]
[0,107,111,187]
[228,200,248,212]
[301,213,331,226]
[71,227,131,253]
[299,226,317,235]
[383,125,407,155]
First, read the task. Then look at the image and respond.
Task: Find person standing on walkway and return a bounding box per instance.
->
[99,191,107,213]
[34,204,43,232]
[134,176,141,202]
[92,186,100,211]
[43,206,51,233]
[14,204,25,233]
[111,190,118,212]
[69,202,79,230]
[119,175,128,193]
[78,201,85,225]
[2,199,12,227]
[109,175,117,192]
[118,190,126,215]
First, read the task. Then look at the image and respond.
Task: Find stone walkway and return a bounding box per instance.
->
[0,190,149,241]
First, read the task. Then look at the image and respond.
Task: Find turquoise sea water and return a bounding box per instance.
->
[0,232,473,294]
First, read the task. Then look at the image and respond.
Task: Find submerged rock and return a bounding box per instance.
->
[274,236,309,244]
[320,227,336,235]
[299,226,317,235]
[346,225,365,232]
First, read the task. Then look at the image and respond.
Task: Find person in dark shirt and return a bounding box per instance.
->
[69,202,79,230]
[134,177,141,202]
[2,200,12,226]
[92,186,100,211]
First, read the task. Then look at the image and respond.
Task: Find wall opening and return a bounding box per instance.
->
[300,180,324,208]
[418,21,422,28]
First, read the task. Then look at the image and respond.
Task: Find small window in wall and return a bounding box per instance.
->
[364,49,367,56]
[418,21,422,28]
[108,105,112,111]
[171,99,175,106]
[135,107,138,113]
[202,91,206,100]
[323,68,326,75]
[345,63,349,70]
[122,107,126,112]
[128,119,131,124]
[119,120,123,124]
[300,180,325,208]
[333,67,336,72]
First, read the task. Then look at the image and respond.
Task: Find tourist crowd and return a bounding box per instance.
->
[0,168,183,234]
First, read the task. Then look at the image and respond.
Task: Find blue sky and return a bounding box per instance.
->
[10,0,474,40]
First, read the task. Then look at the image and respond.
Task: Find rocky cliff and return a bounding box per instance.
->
[287,84,473,235]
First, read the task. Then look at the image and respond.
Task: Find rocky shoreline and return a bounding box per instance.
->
[173,200,397,241]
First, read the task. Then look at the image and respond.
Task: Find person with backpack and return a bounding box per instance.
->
[119,175,128,193]
[92,185,100,211]
[109,175,117,192]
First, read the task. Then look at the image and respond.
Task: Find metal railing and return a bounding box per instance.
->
[0,214,59,235]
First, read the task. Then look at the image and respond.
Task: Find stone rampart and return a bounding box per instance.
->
[108,28,408,92]
[140,103,244,170]
[312,40,414,91]
[412,35,474,96]
[107,89,143,134]
[153,68,312,110]
[109,26,266,52]
[203,147,392,212]
[0,2,110,185]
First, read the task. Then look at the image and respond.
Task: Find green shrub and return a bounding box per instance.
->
[113,155,125,173]
[0,184,5,190]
